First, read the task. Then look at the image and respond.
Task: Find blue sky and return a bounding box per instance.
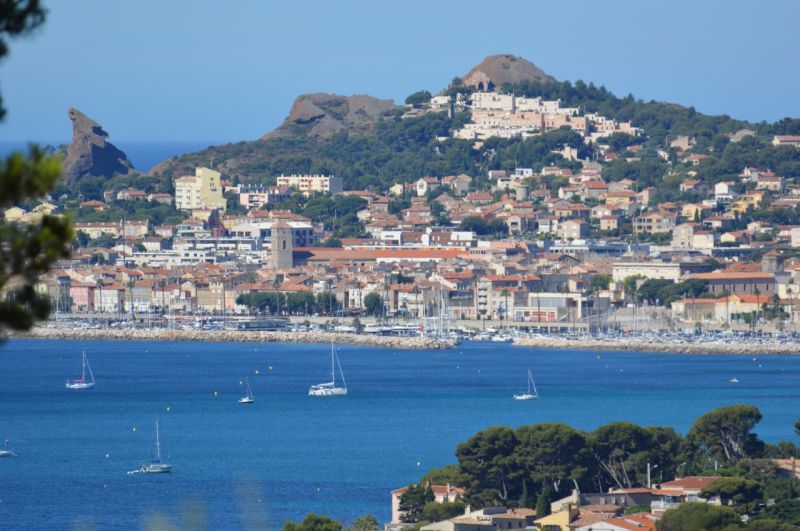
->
[1,0,798,142]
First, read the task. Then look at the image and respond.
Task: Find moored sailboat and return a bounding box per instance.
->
[66,352,95,389]
[238,378,254,404]
[308,343,347,397]
[128,421,172,474]
[513,369,539,401]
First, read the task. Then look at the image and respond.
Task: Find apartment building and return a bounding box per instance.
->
[275,174,343,196]
[174,167,226,212]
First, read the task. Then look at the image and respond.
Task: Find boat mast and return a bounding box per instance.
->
[331,342,336,385]
[336,351,347,390]
[155,421,161,462]
[81,352,86,382]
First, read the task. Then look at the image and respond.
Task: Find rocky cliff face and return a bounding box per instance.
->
[263,93,399,139]
[62,108,134,184]
[461,54,555,90]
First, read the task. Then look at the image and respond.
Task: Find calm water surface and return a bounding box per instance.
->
[1,339,799,529]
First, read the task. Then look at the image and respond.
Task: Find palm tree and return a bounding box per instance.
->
[411,285,421,319]
[720,289,730,328]
[754,287,761,333]
[349,514,379,531]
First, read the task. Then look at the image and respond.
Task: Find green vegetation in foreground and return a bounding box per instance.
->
[290,406,800,530]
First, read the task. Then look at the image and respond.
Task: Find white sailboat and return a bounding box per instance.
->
[308,343,347,396]
[513,369,539,401]
[238,378,254,404]
[128,421,172,474]
[0,439,15,457]
[66,351,95,389]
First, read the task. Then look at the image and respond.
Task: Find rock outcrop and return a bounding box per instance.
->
[263,93,399,139]
[461,54,554,90]
[62,108,134,184]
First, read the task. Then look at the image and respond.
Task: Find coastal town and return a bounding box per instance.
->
[14,81,800,351]
[3,0,800,527]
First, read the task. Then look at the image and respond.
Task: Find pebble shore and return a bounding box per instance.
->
[512,336,800,355]
[16,327,454,350]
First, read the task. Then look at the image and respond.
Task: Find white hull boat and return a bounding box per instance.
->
[309,343,347,397]
[66,352,95,389]
[514,369,539,401]
[128,421,172,474]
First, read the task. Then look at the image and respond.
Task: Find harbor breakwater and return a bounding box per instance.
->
[16,327,454,350]
[512,336,800,355]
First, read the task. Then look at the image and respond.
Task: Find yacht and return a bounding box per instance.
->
[66,351,95,389]
[730,377,739,384]
[238,378,254,404]
[309,343,347,397]
[128,421,172,474]
[513,369,539,401]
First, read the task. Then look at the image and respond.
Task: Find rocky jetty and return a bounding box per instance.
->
[513,336,800,355]
[461,54,554,90]
[62,108,134,184]
[19,327,454,350]
[263,93,399,139]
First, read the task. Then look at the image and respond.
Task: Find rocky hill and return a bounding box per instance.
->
[62,108,134,184]
[263,93,399,140]
[461,54,554,89]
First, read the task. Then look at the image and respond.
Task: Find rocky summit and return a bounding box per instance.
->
[263,92,399,139]
[461,53,554,90]
[62,108,134,184]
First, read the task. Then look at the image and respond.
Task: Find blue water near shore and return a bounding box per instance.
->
[1,339,799,529]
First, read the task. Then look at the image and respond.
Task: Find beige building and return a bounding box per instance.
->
[275,174,343,196]
[175,167,226,212]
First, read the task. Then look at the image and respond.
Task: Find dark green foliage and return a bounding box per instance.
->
[74,201,188,226]
[657,502,740,531]
[459,216,507,237]
[455,426,519,507]
[636,279,709,306]
[535,488,551,517]
[700,477,763,506]
[398,484,434,523]
[513,423,589,497]
[405,90,432,108]
[363,292,383,317]
[758,500,800,526]
[282,513,343,531]
[421,501,466,523]
[0,148,73,331]
[348,514,379,531]
[685,405,764,466]
[589,274,611,293]
[420,464,463,488]
[321,237,342,248]
[315,292,337,315]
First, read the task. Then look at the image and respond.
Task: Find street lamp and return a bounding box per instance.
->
[647,463,659,489]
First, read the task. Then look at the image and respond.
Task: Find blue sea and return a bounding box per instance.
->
[0,340,799,529]
[0,141,219,173]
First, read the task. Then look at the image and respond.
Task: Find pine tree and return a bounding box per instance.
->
[535,488,552,517]
[520,479,533,509]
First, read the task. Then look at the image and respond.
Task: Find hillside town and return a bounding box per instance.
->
[13,131,800,340]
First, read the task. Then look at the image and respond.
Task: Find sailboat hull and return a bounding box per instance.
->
[308,387,347,397]
[66,382,95,389]
[238,397,254,404]
[513,394,538,401]
[140,463,172,473]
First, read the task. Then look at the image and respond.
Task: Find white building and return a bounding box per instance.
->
[174,167,226,212]
[275,174,343,196]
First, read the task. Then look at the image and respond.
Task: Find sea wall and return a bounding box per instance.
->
[16,327,454,350]
[512,336,800,355]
